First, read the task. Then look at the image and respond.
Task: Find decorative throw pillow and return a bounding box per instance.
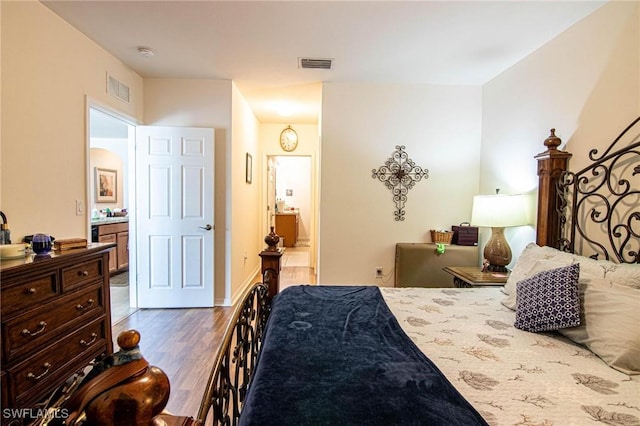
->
[514,263,580,333]
[558,277,640,375]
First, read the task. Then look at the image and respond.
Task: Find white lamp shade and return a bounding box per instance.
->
[471,194,528,228]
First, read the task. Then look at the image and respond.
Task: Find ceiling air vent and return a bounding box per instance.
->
[107,73,131,103]
[299,58,333,70]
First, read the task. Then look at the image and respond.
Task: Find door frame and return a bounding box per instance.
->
[262,153,318,272]
[85,96,139,307]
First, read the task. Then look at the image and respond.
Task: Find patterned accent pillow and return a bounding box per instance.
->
[514,263,580,332]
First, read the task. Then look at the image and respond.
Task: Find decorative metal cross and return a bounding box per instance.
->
[372,145,429,221]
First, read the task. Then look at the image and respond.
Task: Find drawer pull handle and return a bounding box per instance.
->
[27,362,52,381]
[25,287,37,295]
[21,321,47,337]
[80,333,98,347]
[78,270,89,277]
[76,299,95,311]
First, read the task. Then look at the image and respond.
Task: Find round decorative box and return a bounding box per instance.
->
[32,234,52,254]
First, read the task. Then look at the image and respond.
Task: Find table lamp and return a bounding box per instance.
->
[471,193,528,272]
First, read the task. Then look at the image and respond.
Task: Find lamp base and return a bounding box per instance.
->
[483,227,512,273]
[486,264,509,273]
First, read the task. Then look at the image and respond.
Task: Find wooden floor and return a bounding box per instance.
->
[112,248,316,418]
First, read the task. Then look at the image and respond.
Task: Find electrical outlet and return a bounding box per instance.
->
[75,199,84,216]
[375,267,383,278]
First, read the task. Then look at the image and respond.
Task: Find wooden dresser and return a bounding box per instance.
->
[0,244,114,411]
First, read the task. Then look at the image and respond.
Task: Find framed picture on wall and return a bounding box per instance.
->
[246,153,252,184]
[95,167,117,203]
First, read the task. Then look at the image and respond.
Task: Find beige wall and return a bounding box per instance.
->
[481,1,639,265]
[230,82,261,303]
[1,1,143,241]
[89,147,125,211]
[319,83,482,285]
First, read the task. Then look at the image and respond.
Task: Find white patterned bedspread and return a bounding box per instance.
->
[380,287,640,426]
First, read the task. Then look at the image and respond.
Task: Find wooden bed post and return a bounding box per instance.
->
[535,129,571,249]
[259,227,284,300]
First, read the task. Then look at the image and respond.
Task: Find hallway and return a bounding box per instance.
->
[278,246,316,290]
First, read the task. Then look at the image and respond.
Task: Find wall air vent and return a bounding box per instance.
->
[107,73,131,103]
[299,58,333,70]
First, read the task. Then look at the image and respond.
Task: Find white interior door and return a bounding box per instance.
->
[136,126,214,308]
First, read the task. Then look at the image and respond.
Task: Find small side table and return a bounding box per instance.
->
[443,266,509,288]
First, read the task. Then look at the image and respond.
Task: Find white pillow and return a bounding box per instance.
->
[558,277,640,375]
[503,243,640,297]
[502,243,561,295]
[502,259,566,310]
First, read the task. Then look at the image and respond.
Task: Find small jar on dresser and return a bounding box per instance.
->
[0,243,114,413]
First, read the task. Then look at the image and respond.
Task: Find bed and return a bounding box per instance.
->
[182,118,639,426]
[61,120,640,425]
[178,119,640,425]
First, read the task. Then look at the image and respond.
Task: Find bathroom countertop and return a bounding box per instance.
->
[276,209,299,215]
[91,216,129,225]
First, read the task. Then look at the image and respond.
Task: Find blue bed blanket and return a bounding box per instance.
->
[240,286,488,426]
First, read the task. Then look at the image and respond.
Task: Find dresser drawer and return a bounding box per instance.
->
[2,285,105,363]
[6,317,109,408]
[1,271,60,316]
[61,257,104,292]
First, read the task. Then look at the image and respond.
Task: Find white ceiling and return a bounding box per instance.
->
[42,0,606,125]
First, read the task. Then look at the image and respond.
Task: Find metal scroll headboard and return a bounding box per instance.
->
[557,116,640,263]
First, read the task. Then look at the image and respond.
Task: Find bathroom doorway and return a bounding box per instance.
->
[88,105,136,324]
[268,155,314,268]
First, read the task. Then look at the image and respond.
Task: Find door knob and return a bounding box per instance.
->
[199,224,213,231]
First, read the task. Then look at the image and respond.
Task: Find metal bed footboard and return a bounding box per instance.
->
[196,270,274,425]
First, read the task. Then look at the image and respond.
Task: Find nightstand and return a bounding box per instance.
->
[443,266,509,288]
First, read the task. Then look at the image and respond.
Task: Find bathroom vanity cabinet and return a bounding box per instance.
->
[92,220,128,274]
[275,213,299,248]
